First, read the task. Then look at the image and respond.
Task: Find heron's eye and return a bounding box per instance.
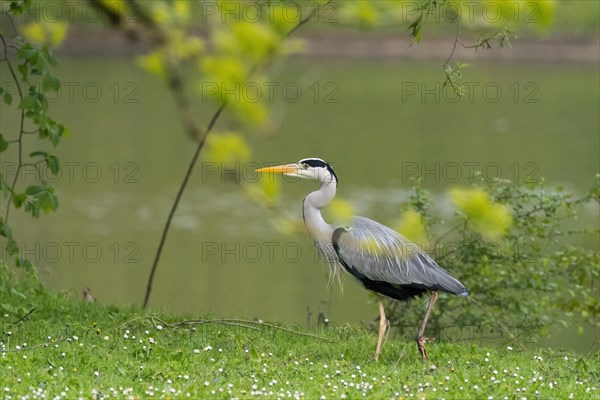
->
[301,163,309,169]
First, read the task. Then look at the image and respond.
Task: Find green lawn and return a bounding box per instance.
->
[1,273,598,399]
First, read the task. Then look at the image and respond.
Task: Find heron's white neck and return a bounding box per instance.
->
[303,179,336,243]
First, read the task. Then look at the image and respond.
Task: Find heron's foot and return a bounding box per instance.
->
[416,337,436,362]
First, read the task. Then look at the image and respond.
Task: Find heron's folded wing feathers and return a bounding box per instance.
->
[333,217,468,295]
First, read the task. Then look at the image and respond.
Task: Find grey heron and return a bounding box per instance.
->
[256,158,469,361]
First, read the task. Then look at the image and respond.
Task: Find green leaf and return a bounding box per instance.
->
[37,118,64,146]
[0,219,13,238]
[24,200,40,218]
[25,185,44,195]
[408,15,423,42]
[8,0,32,14]
[41,48,59,67]
[1,86,13,105]
[17,63,29,80]
[37,190,58,214]
[49,123,64,146]
[0,177,12,199]
[46,155,60,175]
[17,44,39,63]
[13,193,26,208]
[3,91,13,105]
[42,73,61,93]
[6,237,19,256]
[16,256,33,271]
[30,150,49,158]
[19,91,39,111]
[0,134,8,152]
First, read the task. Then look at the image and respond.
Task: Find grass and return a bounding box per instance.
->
[1,273,598,399]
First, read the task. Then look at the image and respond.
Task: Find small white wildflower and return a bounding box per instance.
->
[507,346,513,351]
[157,325,163,330]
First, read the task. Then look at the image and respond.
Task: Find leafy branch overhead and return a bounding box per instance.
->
[0,1,68,269]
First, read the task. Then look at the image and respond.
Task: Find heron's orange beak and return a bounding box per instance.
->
[255,164,299,175]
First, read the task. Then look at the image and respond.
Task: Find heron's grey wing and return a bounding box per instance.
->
[332,217,468,301]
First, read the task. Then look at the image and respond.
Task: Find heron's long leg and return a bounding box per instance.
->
[416,291,439,362]
[374,298,389,361]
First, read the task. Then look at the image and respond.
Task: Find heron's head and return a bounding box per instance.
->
[256,158,338,186]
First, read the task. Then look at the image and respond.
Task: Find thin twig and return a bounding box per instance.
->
[285,1,322,38]
[116,315,336,342]
[143,103,224,307]
[11,307,35,325]
[443,20,461,69]
[0,334,66,353]
[468,295,533,358]
[0,338,64,353]
[0,32,26,225]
